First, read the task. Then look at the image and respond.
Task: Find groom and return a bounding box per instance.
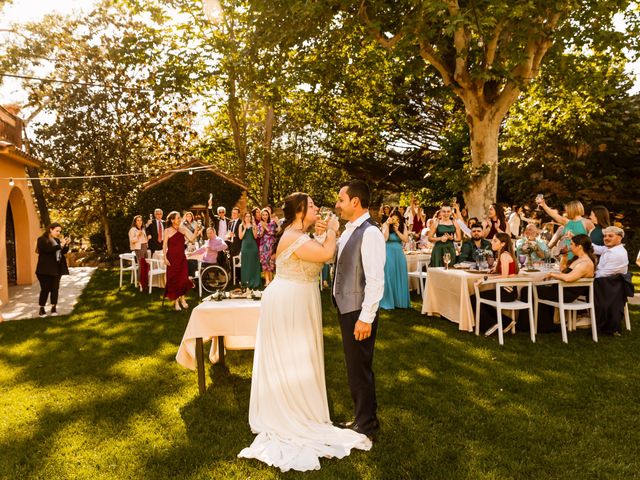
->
[332,179,385,440]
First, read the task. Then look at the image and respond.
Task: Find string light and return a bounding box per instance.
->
[1,165,213,184]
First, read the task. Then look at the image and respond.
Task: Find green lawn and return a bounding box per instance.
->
[1,269,639,480]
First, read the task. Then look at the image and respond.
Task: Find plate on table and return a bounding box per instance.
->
[524,268,540,272]
[453,263,468,269]
[466,268,490,274]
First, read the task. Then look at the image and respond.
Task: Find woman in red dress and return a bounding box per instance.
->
[163,211,201,310]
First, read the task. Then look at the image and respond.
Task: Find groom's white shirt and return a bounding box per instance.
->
[334,212,385,324]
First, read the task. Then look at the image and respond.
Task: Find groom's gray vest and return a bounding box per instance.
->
[333,218,378,314]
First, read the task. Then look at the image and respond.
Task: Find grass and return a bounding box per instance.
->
[0,268,639,480]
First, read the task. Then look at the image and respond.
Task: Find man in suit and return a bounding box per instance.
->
[227,207,242,257]
[332,179,385,441]
[146,208,164,255]
[207,200,229,240]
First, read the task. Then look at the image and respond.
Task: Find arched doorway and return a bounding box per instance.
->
[6,202,17,285]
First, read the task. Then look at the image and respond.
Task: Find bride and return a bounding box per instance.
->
[238,192,372,472]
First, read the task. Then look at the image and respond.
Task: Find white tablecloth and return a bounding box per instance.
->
[422,267,552,331]
[176,298,261,369]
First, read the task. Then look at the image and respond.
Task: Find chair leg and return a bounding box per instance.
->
[475,300,481,336]
[510,310,516,334]
[559,309,568,344]
[119,266,124,288]
[533,302,538,335]
[496,309,504,346]
[528,306,536,343]
[624,303,631,331]
[589,307,598,342]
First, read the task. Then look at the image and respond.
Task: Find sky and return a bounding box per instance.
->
[1,0,639,108]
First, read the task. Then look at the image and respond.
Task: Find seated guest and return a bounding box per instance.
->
[458,224,491,263]
[520,234,595,333]
[471,233,518,334]
[593,226,628,278]
[187,227,228,277]
[515,224,549,262]
[380,210,411,310]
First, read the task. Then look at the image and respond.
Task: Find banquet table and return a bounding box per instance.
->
[176,298,261,393]
[421,267,550,331]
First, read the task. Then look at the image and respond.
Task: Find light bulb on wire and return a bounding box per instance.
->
[9,178,14,186]
[203,0,223,22]
[189,169,194,175]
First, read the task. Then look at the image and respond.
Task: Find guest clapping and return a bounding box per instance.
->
[257,208,277,286]
[380,210,411,310]
[428,205,461,267]
[482,203,510,239]
[128,215,149,291]
[239,212,263,289]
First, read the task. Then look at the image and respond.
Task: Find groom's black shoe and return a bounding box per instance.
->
[336,419,379,442]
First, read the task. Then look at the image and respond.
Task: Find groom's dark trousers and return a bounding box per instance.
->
[337,307,379,435]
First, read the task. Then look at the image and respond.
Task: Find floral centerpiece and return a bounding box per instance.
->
[519,240,539,268]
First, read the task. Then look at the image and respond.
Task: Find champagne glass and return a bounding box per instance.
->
[443,251,451,270]
[535,193,544,211]
[319,207,333,221]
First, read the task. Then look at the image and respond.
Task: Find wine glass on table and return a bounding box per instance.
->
[518,254,527,270]
[443,251,451,270]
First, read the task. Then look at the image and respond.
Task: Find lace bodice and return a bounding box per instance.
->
[275,234,323,283]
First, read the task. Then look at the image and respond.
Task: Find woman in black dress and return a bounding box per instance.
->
[35,223,70,316]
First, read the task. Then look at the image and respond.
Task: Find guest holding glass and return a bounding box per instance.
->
[163,211,201,311]
[379,204,391,224]
[380,210,411,310]
[35,223,70,317]
[536,197,594,259]
[428,205,461,267]
[188,227,228,276]
[128,215,149,291]
[257,208,277,286]
[239,212,263,289]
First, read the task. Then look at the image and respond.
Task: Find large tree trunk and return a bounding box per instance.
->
[261,105,275,207]
[99,191,113,255]
[462,105,503,219]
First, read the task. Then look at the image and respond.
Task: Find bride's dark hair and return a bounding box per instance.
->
[274,192,309,251]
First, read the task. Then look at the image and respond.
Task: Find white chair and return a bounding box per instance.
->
[147,257,166,294]
[624,303,631,331]
[474,278,535,346]
[119,252,137,288]
[407,259,428,296]
[533,278,597,343]
[232,255,241,285]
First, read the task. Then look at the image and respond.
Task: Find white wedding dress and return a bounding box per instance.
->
[238,234,372,472]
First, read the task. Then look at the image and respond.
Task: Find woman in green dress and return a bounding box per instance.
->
[239,212,263,289]
[428,204,462,267]
[537,198,594,259]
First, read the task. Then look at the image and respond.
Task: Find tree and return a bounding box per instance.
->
[2,1,196,253]
[243,0,640,217]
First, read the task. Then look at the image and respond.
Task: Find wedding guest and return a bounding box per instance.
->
[515,224,549,262]
[408,195,424,237]
[163,211,201,311]
[146,208,164,255]
[508,205,524,238]
[207,201,229,240]
[536,198,594,259]
[482,203,510,239]
[472,233,518,334]
[380,210,411,310]
[239,212,263,289]
[458,224,491,262]
[35,223,69,317]
[182,211,199,249]
[636,249,640,268]
[379,204,391,224]
[589,205,610,246]
[257,208,277,286]
[188,227,228,276]
[227,207,242,258]
[593,226,628,278]
[128,215,149,291]
[428,205,461,267]
[452,203,471,238]
[519,234,595,333]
